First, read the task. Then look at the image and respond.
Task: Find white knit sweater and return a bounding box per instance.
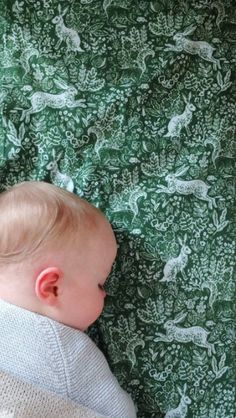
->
[0,369,107,417]
[0,299,136,418]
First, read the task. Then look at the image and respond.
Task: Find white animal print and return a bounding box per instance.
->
[164,26,221,69]
[88,115,125,157]
[20,47,39,79]
[160,235,191,282]
[204,134,221,168]
[211,1,226,29]
[103,0,113,17]
[136,49,155,77]
[103,0,128,18]
[164,93,196,138]
[20,79,86,123]
[154,312,216,356]
[156,166,217,209]
[164,384,191,418]
[52,5,84,53]
[126,337,145,371]
[201,280,218,310]
[109,186,147,222]
[46,150,74,192]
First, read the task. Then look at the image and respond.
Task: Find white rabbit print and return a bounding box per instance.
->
[160,235,191,282]
[164,93,196,138]
[165,25,222,69]
[52,5,84,53]
[154,312,216,356]
[156,166,217,209]
[20,79,86,123]
[164,384,191,418]
[46,149,74,193]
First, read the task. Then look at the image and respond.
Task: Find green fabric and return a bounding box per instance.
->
[0,1,235,417]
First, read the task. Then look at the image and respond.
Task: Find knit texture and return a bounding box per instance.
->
[0,299,136,418]
[0,369,107,418]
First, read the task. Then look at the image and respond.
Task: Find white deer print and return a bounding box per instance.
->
[52,5,84,53]
[156,166,217,209]
[164,25,222,69]
[160,235,191,282]
[164,93,196,138]
[154,312,216,356]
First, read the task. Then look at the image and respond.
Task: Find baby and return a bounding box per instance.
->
[0,181,136,418]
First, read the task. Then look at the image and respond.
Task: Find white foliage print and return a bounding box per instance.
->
[77,64,105,92]
[6,120,25,147]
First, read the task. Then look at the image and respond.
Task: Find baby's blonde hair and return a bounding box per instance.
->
[0,181,100,265]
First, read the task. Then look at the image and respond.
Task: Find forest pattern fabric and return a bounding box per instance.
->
[0,1,235,417]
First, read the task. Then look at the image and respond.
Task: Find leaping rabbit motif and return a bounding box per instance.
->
[20,79,86,123]
[164,384,191,418]
[164,93,196,138]
[165,26,221,69]
[156,166,217,209]
[154,312,216,356]
[160,235,191,282]
[52,5,84,52]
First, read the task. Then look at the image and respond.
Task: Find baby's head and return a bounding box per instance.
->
[0,181,117,330]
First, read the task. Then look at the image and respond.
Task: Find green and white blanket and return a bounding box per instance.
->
[0,1,235,417]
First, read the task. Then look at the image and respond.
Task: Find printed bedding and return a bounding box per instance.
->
[0,1,235,417]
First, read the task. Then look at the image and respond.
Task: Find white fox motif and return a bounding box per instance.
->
[52,5,84,52]
[164,93,196,138]
[165,25,221,69]
[160,235,191,282]
[164,384,191,418]
[156,166,217,209]
[20,79,86,123]
[154,312,216,356]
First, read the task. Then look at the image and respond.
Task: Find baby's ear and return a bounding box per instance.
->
[35,267,62,305]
